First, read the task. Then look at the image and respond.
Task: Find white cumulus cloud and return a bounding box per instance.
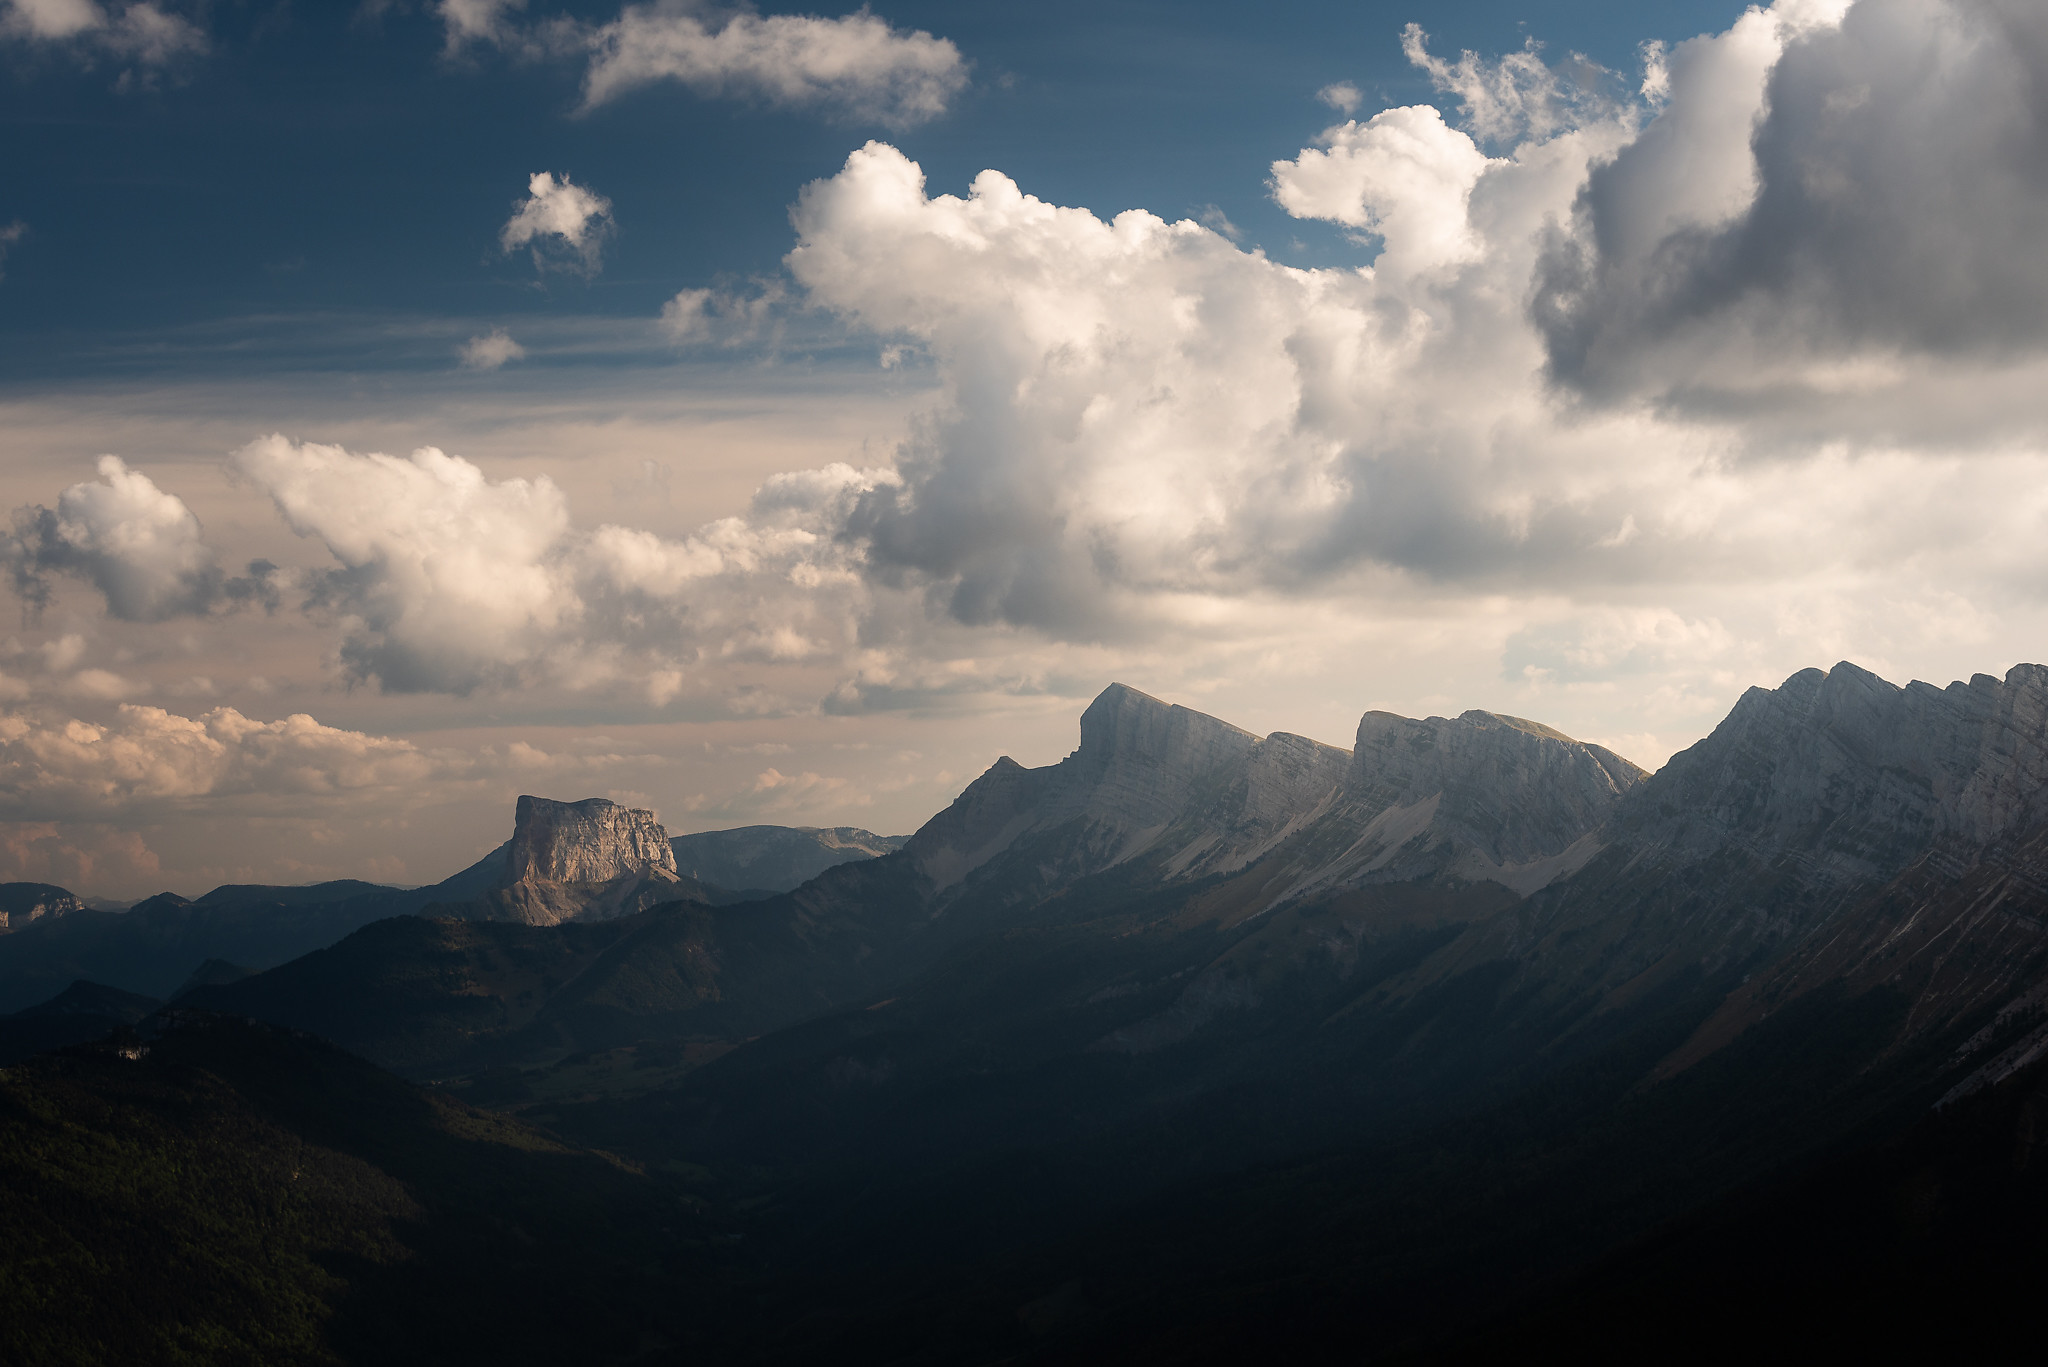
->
[1269,103,1496,274]
[500,171,615,275]
[580,3,968,125]
[4,456,226,621]
[230,434,886,697]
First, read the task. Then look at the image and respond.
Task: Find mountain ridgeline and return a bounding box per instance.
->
[14,665,2048,1361]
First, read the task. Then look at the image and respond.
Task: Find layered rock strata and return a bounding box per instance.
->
[475,797,693,926]
[899,683,1644,919]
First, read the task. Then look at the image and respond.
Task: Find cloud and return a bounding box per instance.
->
[660,277,787,345]
[1531,0,2048,420]
[43,0,2048,746]
[0,703,439,813]
[459,328,526,369]
[1400,22,1615,146]
[0,0,207,71]
[4,456,224,621]
[1317,82,1362,115]
[579,3,968,125]
[500,171,615,275]
[0,820,159,890]
[1269,104,1495,272]
[230,434,885,696]
[439,0,523,54]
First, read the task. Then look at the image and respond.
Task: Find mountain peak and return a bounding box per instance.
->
[1345,708,1647,871]
[1077,683,1258,775]
[508,796,677,885]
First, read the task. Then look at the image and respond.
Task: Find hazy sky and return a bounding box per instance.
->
[5,0,2046,897]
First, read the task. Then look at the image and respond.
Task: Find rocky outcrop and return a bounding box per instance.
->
[671,825,906,894]
[1435,662,2048,1030]
[468,797,698,927]
[898,683,1642,919]
[900,684,1354,903]
[507,796,678,884]
[1620,662,2048,879]
[1235,709,1648,905]
[0,883,86,933]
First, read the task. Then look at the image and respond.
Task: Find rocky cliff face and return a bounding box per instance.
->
[469,797,692,927]
[507,797,678,884]
[1427,662,2048,1029]
[1234,709,1649,906]
[0,884,86,934]
[898,683,1642,918]
[900,684,1354,902]
[1623,662,2048,877]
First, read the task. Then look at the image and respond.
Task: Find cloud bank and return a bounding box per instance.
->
[229,434,883,697]
[15,0,2048,741]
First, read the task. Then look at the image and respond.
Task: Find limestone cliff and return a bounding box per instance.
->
[900,684,1353,902]
[1436,662,2048,1024]
[506,796,678,884]
[0,884,86,934]
[467,797,695,927]
[898,683,1639,916]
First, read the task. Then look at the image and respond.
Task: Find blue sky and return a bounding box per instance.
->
[2,2,1745,363]
[5,0,2047,897]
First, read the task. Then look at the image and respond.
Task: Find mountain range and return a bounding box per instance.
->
[9,663,2048,1360]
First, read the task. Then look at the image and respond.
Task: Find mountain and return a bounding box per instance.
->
[0,881,432,1013]
[431,795,756,925]
[0,979,163,1064]
[498,664,2048,1359]
[178,910,723,1076]
[0,881,84,931]
[671,824,906,894]
[189,683,1653,1085]
[19,665,2048,1361]
[0,1012,719,1365]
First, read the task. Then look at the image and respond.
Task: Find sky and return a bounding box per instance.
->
[4,0,2048,897]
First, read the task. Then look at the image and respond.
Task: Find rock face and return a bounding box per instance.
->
[473,797,694,927]
[1239,708,1647,905]
[507,797,678,884]
[1620,662,2048,877]
[1446,662,2048,1027]
[0,884,86,933]
[900,684,1354,905]
[898,683,1643,919]
[671,825,906,894]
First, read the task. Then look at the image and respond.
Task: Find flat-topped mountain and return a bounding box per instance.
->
[448,796,713,926]
[508,796,678,884]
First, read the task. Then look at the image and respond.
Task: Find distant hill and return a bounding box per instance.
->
[0,1013,719,1365]
[0,979,163,1064]
[0,883,428,1013]
[670,825,907,894]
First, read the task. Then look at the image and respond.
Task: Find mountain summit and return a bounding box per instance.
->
[469,796,700,926]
